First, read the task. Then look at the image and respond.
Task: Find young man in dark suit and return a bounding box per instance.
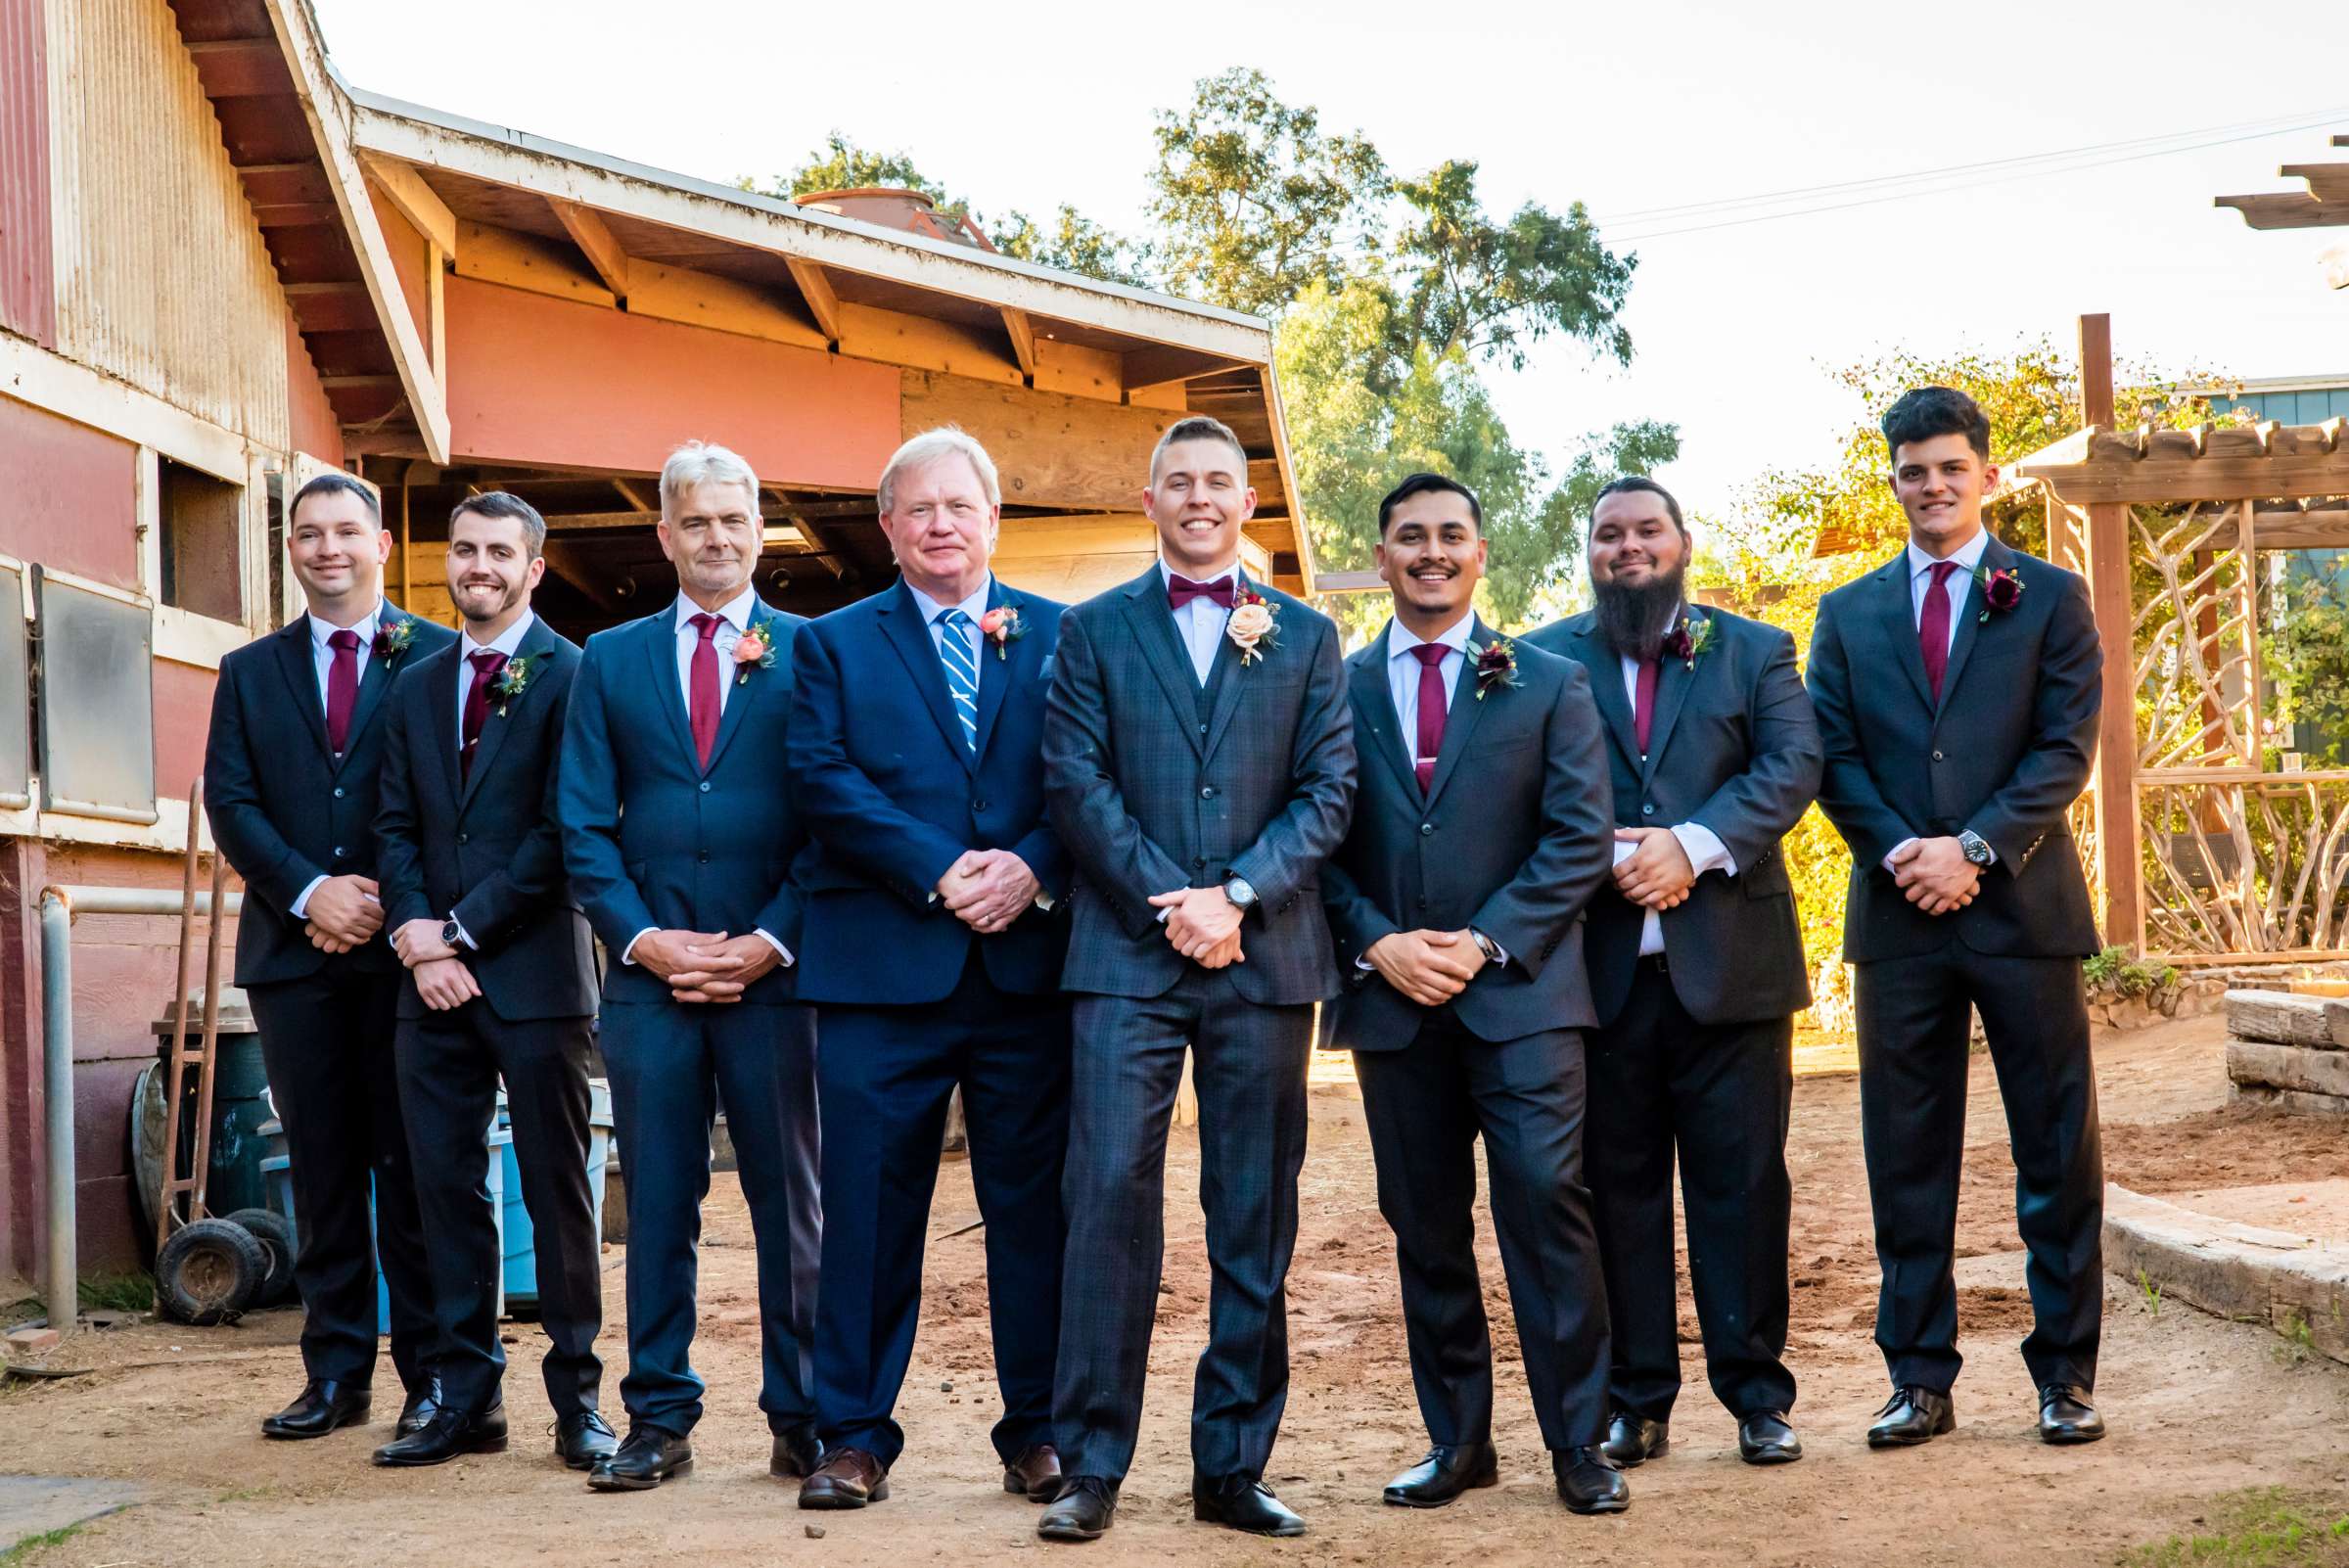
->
[1525,477,1822,1469]
[371,492,611,1470]
[1808,387,2106,1449]
[787,430,1071,1510]
[558,442,821,1491]
[204,472,457,1441]
[1322,474,1627,1517]
[1036,415,1355,1543]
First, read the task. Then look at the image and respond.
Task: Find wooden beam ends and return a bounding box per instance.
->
[787,258,843,346]
[549,198,631,302]
[360,154,457,258]
[1000,306,1037,380]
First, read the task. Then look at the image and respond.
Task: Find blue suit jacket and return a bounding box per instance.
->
[788,576,1071,1005]
[557,599,809,1006]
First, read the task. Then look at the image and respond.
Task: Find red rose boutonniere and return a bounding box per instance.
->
[980,605,1027,661]
[1974,565,2024,623]
[1661,612,1716,671]
[1226,589,1279,667]
[371,615,417,663]
[731,618,780,685]
[1470,638,1519,700]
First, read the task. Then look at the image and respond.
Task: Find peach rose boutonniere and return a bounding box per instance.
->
[731,618,780,685]
[1226,588,1279,667]
[980,605,1027,660]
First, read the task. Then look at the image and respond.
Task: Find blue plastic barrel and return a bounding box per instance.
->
[499,1079,613,1314]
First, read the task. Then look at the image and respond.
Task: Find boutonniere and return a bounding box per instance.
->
[979,605,1027,661]
[1227,588,1279,667]
[372,616,417,662]
[731,618,780,685]
[487,654,534,717]
[1661,612,1716,671]
[1470,638,1519,700]
[1974,565,2024,623]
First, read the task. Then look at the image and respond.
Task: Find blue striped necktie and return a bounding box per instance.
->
[936,608,979,752]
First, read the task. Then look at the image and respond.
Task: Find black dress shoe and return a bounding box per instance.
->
[259,1379,371,1440]
[768,1424,824,1479]
[800,1447,889,1508]
[2038,1384,2105,1445]
[586,1426,694,1492]
[1599,1411,1669,1467]
[1737,1410,1803,1465]
[554,1410,619,1469]
[1382,1443,1499,1507]
[1037,1476,1118,1542]
[1193,1473,1306,1537]
[1005,1443,1064,1502]
[396,1379,442,1439]
[1553,1448,1631,1514]
[1867,1385,1956,1448]
[372,1403,510,1466]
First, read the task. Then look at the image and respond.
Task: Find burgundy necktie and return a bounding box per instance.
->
[1634,656,1660,756]
[688,613,722,767]
[1919,560,1959,702]
[460,650,507,781]
[1167,573,1236,611]
[1410,643,1449,794]
[324,628,360,755]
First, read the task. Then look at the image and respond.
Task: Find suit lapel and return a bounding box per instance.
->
[878,579,975,770]
[1198,576,1256,766]
[1640,609,1702,785]
[1933,536,2003,713]
[1874,553,1936,714]
[1118,569,1206,760]
[642,608,698,764]
[457,617,556,811]
[1564,615,1643,771]
[970,577,1018,765]
[1421,617,1493,809]
[1350,626,1419,800]
[702,601,779,774]
[272,619,332,761]
[417,642,463,808]
[338,606,413,769]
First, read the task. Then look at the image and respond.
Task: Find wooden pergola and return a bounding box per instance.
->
[2216,131,2349,289]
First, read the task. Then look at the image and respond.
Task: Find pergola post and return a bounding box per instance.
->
[2076,314,2143,951]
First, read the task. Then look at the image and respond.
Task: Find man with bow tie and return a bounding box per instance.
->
[205,472,456,1442]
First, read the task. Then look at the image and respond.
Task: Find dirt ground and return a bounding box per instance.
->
[8,1013,2349,1567]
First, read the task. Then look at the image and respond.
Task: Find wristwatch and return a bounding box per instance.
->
[1470,929,1503,965]
[1958,830,1995,867]
[1221,877,1258,910]
[440,916,464,950]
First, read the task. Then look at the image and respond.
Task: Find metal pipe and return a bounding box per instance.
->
[36,882,248,1334]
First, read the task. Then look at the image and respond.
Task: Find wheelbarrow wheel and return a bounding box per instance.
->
[220,1208,298,1307]
[155,1218,266,1325]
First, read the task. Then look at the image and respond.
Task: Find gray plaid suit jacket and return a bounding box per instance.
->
[1043,566,1356,1005]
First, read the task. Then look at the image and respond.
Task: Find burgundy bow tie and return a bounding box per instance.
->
[1167,574,1236,610]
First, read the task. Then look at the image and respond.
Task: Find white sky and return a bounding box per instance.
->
[313,0,2348,530]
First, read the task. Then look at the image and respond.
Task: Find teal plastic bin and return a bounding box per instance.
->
[498,1079,613,1314]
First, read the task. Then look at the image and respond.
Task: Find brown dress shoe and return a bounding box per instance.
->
[799,1447,890,1509]
[1004,1444,1064,1502]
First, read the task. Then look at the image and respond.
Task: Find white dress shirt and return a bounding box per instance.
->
[1160,560,1236,684]
[622,587,791,971]
[1882,529,1996,871]
[904,578,990,669]
[289,601,385,920]
[1611,647,1738,956]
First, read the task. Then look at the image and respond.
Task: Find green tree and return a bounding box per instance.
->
[747,131,977,223]
[991,205,1153,289]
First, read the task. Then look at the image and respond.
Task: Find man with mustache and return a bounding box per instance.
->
[1526,477,1821,1470]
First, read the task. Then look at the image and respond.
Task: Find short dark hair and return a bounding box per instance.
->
[1881,386,1991,462]
[1377,472,1482,533]
[289,471,380,528]
[1592,474,1686,537]
[1149,414,1250,482]
[448,490,547,560]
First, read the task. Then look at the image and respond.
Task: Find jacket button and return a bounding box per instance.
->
[1200,786,1217,800]
[699,781,711,793]
[973,800,989,812]
[698,851,711,864]
[332,787,345,799]
[456,832,468,846]
[1932,750,1945,761]
[1642,804,1656,816]
[1198,722,1208,734]
[1192,855,1207,869]
[1419,823,1434,836]
[332,846,345,857]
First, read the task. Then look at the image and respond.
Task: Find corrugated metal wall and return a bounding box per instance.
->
[0,0,55,345]
[45,0,289,446]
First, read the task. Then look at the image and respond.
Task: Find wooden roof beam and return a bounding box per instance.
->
[550,198,630,302]
[361,154,456,256]
[1122,345,1252,396]
[1000,306,1037,379]
[2283,163,2349,205]
[786,258,842,347]
[2216,192,2344,230]
[538,539,622,610]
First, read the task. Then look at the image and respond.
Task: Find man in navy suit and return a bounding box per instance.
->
[558,441,821,1491]
[205,472,456,1441]
[372,492,611,1470]
[1808,388,2106,1450]
[787,429,1071,1511]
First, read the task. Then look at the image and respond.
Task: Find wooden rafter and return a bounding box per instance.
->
[786,258,842,346]
[549,198,630,301]
[1000,306,1037,379]
[362,154,457,256]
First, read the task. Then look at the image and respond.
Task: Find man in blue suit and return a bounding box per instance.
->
[558,441,821,1492]
[787,428,1072,1511]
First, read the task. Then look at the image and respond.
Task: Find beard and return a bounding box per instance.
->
[1592,563,1687,662]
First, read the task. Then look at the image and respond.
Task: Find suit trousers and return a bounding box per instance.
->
[247,970,434,1391]
[393,1004,603,1418]
[599,999,821,1437]
[813,948,1070,1466]
[1052,966,1311,1482]
[1587,958,1797,1424]
[1855,942,2102,1393]
[1354,1011,1611,1453]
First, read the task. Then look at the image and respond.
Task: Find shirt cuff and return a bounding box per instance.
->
[1035,891,1056,913]
[1882,837,1919,874]
[620,927,655,966]
[754,928,795,968]
[290,874,328,920]
[1671,822,1736,878]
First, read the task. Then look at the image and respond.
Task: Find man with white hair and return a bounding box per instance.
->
[559,440,823,1492]
[787,427,1072,1510]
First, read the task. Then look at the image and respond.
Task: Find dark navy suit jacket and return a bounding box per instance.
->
[788,576,1070,1005]
[557,599,809,1006]
[206,602,457,988]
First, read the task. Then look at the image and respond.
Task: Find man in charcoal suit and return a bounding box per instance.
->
[1808,387,2107,1449]
[558,441,822,1491]
[371,492,612,1469]
[1322,473,1628,1518]
[206,472,457,1441]
[788,429,1072,1509]
[1526,476,1821,1469]
[1036,415,1355,1543]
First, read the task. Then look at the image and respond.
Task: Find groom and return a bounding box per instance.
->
[1037,415,1355,1542]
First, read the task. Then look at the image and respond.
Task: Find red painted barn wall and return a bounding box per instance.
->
[0,394,137,589]
[0,0,55,346]
[152,660,214,801]
[443,276,901,487]
[286,313,344,467]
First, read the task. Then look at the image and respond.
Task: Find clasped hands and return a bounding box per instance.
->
[935,850,1040,935]
[1891,836,1978,915]
[632,929,782,1004]
[1149,885,1246,969]
[1364,929,1492,1007]
[1612,827,1697,910]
